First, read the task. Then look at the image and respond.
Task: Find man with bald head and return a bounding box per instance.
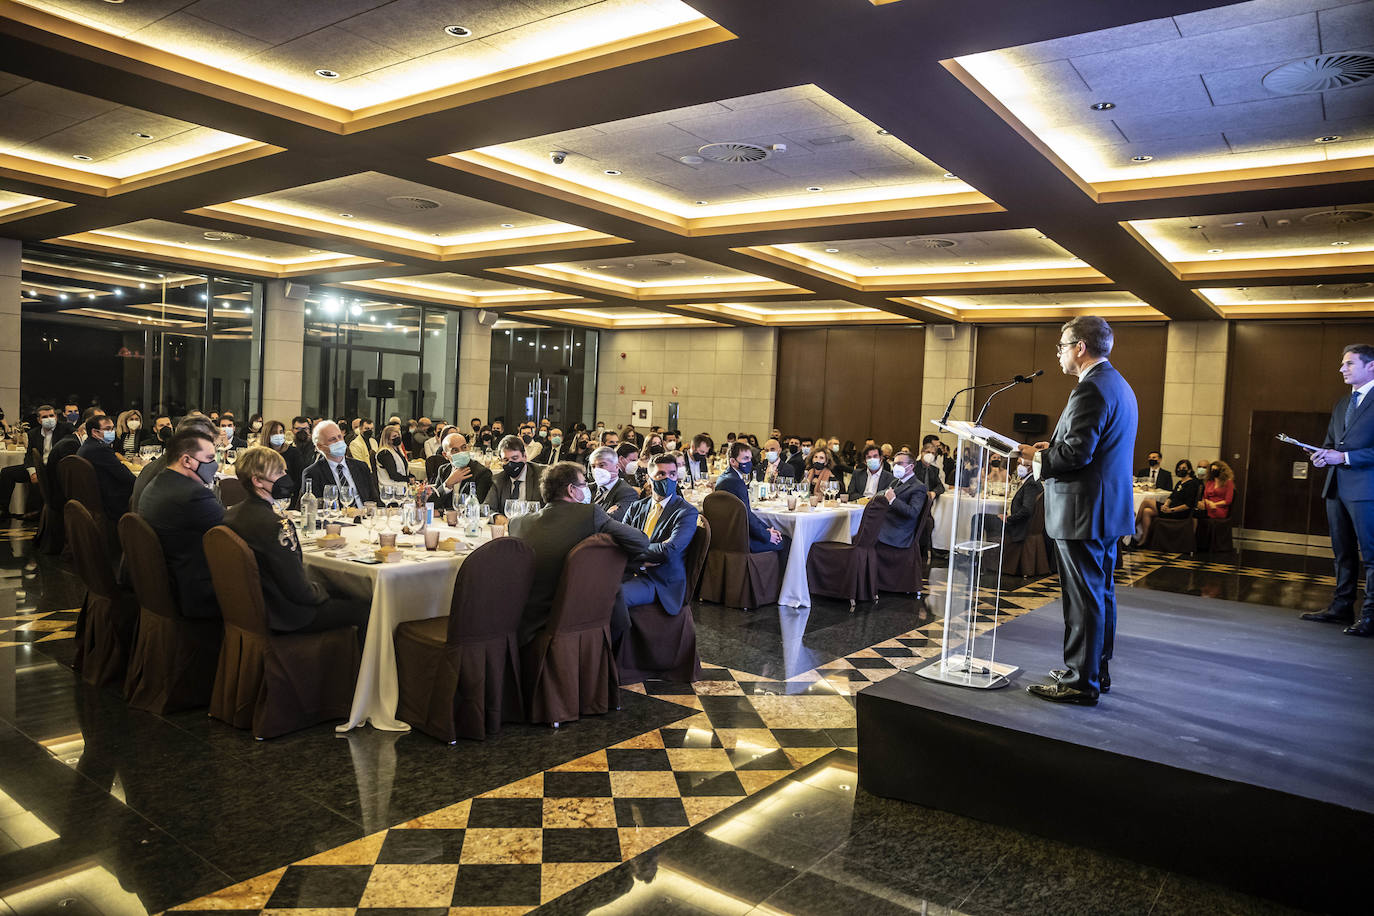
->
[301,420,377,507]
[431,431,493,508]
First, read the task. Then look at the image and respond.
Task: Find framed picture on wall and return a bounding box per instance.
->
[631,399,652,425]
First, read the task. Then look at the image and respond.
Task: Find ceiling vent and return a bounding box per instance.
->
[906,238,957,248]
[387,196,441,210]
[641,258,676,267]
[1262,53,1374,94]
[1301,209,1374,226]
[202,231,248,242]
[697,142,771,163]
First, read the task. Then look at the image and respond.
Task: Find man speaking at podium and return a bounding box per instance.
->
[1017,316,1138,706]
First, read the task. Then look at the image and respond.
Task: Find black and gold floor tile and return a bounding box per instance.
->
[0,606,79,646]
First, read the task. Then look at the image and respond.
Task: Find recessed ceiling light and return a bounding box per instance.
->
[72,154,92,161]
[1089,102,1116,111]
[113,288,122,295]
[308,249,322,253]
[444,25,471,37]
[806,186,823,192]
[315,69,340,79]
[703,275,714,279]
[139,282,146,289]
[58,293,67,300]
[26,289,35,296]
[1188,224,1204,230]
[1316,135,1342,142]
[242,306,252,314]
[1332,240,1351,246]
[596,265,611,269]
[694,200,708,205]
[338,212,354,218]
[500,223,515,228]
[1131,155,1153,162]
[824,248,839,253]
[603,169,621,175]
[87,293,96,299]
[1207,248,1224,253]
[131,131,153,139]
[876,128,890,135]
[942,172,958,179]
[965,261,979,265]
[678,155,705,165]
[369,316,376,322]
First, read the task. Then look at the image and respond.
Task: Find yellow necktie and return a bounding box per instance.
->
[644,500,663,538]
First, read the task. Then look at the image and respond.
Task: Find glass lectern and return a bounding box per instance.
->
[918,419,1020,689]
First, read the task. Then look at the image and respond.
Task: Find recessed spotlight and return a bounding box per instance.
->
[500,222,515,228]
[338,212,354,218]
[308,249,322,253]
[1131,155,1153,162]
[72,154,92,161]
[350,304,362,315]
[824,248,839,253]
[1188,225,1204,230]
[596,265,611,269]
[1316,135,1341,143]
[1089,101,1116,111]
[1207,248,1224,253]
[444,25,471,37]
[1332,240,1351,246]
[26,289,35,296]
[603,169,621,175]
[131,131,154,140]
[113,288,123,296]
[694,200,708,205]
[58,294,67,301]
[386,322,394,329]
[679,155,704,165]
[242,306,252,314]
[876,128,890,135]
[703,275,714,279]
[138,282,146,289]
[87,293,96,299]
[369,316,376,322]
[965,261,979,265]
[806,186,823,192]
[943,172,957,179]
[315,69,340,79]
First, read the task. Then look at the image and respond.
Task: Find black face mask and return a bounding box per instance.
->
[1177,467,1189,478]
[504,460,524,478]
[294,429,310,446]
[158,426,172,441]
[1148,458,1159,467]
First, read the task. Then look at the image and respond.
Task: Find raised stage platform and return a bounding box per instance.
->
[857,586,1374,914]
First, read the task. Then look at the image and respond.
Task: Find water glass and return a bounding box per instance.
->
[362,501,377,540]
[339,484,354,512]
[323,484,339,518]
[504,499,518,519]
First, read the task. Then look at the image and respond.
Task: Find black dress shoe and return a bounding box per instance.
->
[1343,618,1374,637]
[1027,682,1098,705]
[1050,667,1110,693]
[1301,608,1354,624]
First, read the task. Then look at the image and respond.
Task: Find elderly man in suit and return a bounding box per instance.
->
[1017,315,1138,705]
[589,445,639,521]
[482,434,544,516]
[1303,343,1374,636]
[431,431,493,509]
[76,414,137,524]
[509,461,650,646]
[301,420,377,507]
[621,453,700,613]
[715,441,786,554]
[876,451,930,550]
[138,429,224,619]
[847,443,895,501]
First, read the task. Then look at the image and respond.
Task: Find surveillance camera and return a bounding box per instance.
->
[550,150,567,165]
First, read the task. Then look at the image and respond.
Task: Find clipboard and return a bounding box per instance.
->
[1275,433,1320,453]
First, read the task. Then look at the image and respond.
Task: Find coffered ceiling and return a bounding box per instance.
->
[1,0,1372,328]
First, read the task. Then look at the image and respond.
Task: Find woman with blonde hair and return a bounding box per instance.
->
[114,409,147,457]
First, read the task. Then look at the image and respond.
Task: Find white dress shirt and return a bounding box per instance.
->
[325,457,364,507]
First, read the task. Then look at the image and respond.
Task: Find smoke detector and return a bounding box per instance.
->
[906,238,957,249]
[1262,53,1374,94]
[697,142,772,163]
[202,231,249,242]
[1300,209,1373,226]
[386,196,440,210]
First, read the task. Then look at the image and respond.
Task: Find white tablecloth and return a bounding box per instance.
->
[1133,488,1171,512]
[300,521,485,731]
[931,494,1009,552]
[753,502,865,607]
[0,449,28,514]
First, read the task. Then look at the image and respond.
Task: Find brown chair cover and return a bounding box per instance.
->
[617,518,711,686]
[1001,494,1052,577]
[395,537,536,742]
[28,447,49,543]
[1148,515,1197,554]
[1196,514,1235,553]
[59,456,104,525]
[876,497,934,594]
[217,476,248,508]
[119,513,222,713]
[698,491,780,609]
[36,447,65,555]
[522,534,628,725]
[807,497,890,602]
[424,454,446,482]
[203,526,361,739]
[65,502,137,688]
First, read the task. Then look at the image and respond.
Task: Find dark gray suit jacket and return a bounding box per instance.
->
[482,462,544,513]
[593,476,639,521]
[138,468,224,618]
[877,478,929,549]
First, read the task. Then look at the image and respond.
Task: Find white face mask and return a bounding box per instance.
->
[1017,464,1031,479]
[766,450,779,462]
[801,446,811,456]
[128,420,141,430]
[921,452,936,465]
[624,459,639,473]
[575,484,591,504]
[591,466,616,488]
[892,463,911,480]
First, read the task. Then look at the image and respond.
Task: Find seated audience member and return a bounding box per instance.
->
[985,457,1008,486]
[568,431,592,462]
[686,435,714,482]
[760,438,792,482]
[215,415,247,450]
[600,428,620,449]
[301,420,377,508]
[131,416,218,511]
[590,446,639,520]
[622,424,642,447]
[1135,450,1173,491]
[77,414,137,522]
[1198,460,1235,519]
[877,451,931,549]
[956,451,981,493]
[643,433,665,457]
[247,414,264,439]
[138,430,223,618]
[616,442,643,488]
[114,410,148,457]
[375,423,414,490]
[509,461,650,646]
[803,446,841,491]
[1,404,66,519]
[411,417,433,454]
[622,454,700,612]
[533,427,566,464]
[432,431,492,508]
[348,418,377,464]
[914,441,946,497]
[1133,459,1202,547]
[974,463,1043,544]
[482,434,544,515]
[848,443,895,502]
[714,441,786,554]
[224,446,369,640]
[283,417,316,507]
[259,419,296,503]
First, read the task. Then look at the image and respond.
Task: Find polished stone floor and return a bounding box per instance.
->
[0,515,1341,915]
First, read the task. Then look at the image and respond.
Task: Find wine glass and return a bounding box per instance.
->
[504,499,518,519]
[339,484,354,515]
[361,501,377,542]
[322,484,339,521]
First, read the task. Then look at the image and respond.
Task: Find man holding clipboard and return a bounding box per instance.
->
[1294,344,1374,635]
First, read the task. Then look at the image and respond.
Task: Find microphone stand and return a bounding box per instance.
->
[940,375,1022,426]
[974,379,1023,427]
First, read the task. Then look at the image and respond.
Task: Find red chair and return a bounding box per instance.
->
[394,537,536,742]
[617,518,710,686]
[807,497,890,604]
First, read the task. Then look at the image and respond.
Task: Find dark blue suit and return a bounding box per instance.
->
[877,478,929,549]
[620,493,699,612]
[1322,383,1374,621]
[1038,359,1138,694]
[77,436,136,523]
[714,467,783,553]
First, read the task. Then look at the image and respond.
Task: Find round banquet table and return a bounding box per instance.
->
[0,448,29,514]
[930,486,1174,551]
[299,519,489,732]
[408,458,428,480]
[752,501,866,607]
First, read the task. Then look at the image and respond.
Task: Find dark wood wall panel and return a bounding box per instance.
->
[774,326,926,447]
[973,322,1167,469]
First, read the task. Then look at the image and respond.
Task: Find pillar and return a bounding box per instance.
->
[261,280,304,422]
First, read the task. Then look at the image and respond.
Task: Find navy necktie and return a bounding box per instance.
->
[1348,390,1362,430]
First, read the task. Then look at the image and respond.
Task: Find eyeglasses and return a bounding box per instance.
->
[1056,339,1079,354]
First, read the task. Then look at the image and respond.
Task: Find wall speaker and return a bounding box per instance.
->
[1013,412,1047,435]
[366,379,395,399]
[475,309,500,327]
[932,325,956,341]
[283,281,310,300]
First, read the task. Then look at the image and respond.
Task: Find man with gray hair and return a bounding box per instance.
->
[301,420,376,507]
[588,445,638,521]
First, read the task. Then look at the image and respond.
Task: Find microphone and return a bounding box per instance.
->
[974,369,1042,427]
[940,370,1042,425]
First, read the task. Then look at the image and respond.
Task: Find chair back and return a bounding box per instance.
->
[702,490,750,552]
[851,496,890,548]
[119,513,181,619]
[546,534,628,634]
[60,455,103,521]
[65,501,116,599]
[682,518,712,607]
[1028,492,1046,536]
[29,448,49,503]
[425,454,447,482]
[203,526,270,636]
[448,536,536,644]
[218,476,248,508]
